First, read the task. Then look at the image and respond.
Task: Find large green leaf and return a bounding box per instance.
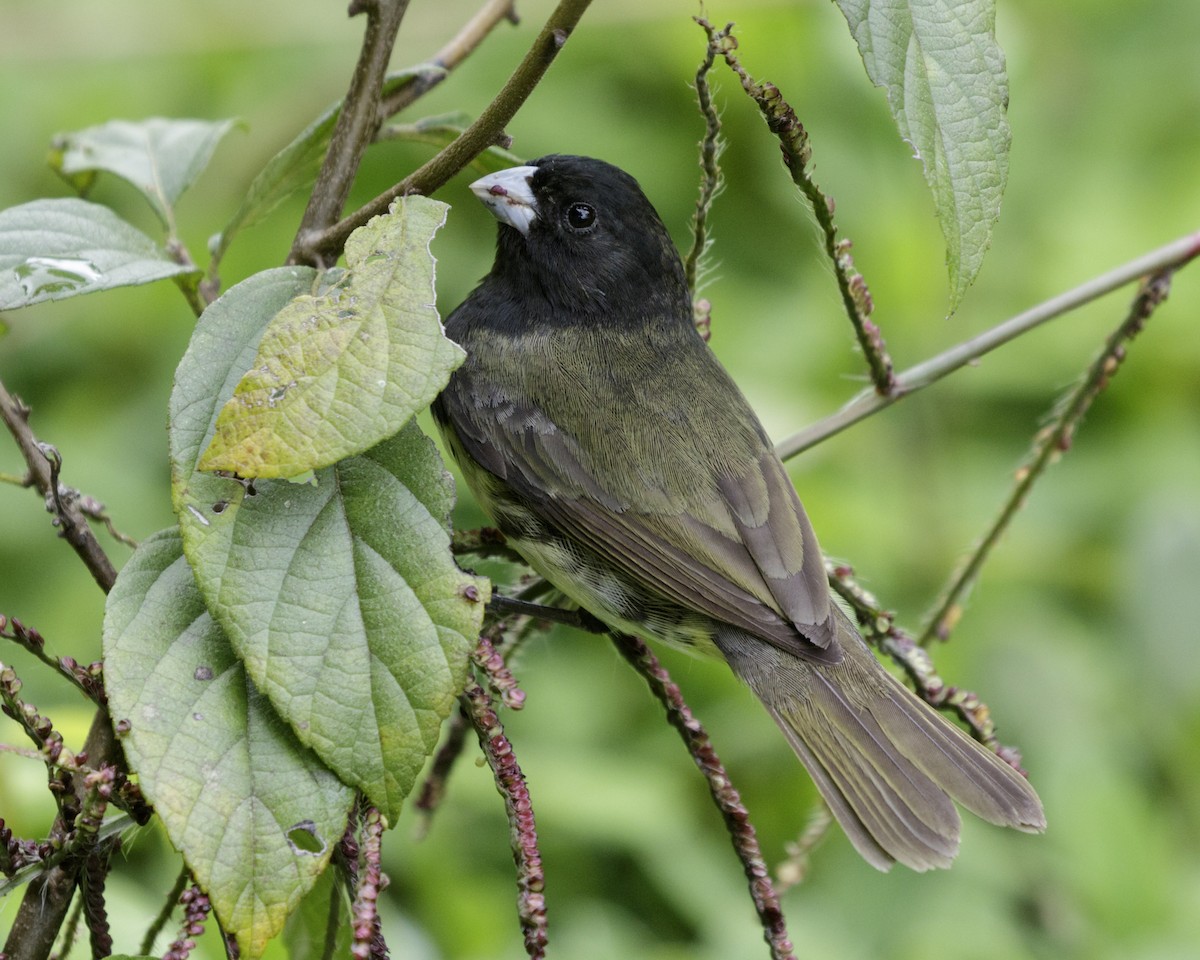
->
[0,198,198,309]
[103,529,354,958]
[49,117,237,230]
[169,267,488,822]
[198,196,461,478]
[836,0,1009,310]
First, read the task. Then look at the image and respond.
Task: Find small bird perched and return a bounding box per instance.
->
[433,154,1045,871]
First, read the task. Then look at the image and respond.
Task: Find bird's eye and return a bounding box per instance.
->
[565,202,596,231]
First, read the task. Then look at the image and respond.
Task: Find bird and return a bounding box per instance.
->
[431,154,1045,871]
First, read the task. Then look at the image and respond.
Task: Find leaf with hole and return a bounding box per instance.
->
[169,266,488,823]
[103,529,354,958]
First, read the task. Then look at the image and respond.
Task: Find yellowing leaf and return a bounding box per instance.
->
[198,196,462,478]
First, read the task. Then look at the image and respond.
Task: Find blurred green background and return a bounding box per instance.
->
[2,1,1199,957]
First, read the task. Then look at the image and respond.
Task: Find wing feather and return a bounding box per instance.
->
[436,344,840,661]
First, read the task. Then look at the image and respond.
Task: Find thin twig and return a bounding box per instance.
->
[609,633,796,960]
[412,704,471,830]
[294,0,595,265]
[777,229,1200,460]
[0,371,126,959]
[140,865,191,955]
[774,803,833,894]
[684,19,725,295]
[1,706,117,959]
[0,380,117,592]
[701,19,892,394]
[380,0,519,118]
[462,675,547,959]
[1,614,105,705]
[920,269,1175,644]
[349,805,387,960]
[414,581,564,831]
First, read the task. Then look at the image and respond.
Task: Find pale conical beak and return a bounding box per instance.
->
[470,166,540,236]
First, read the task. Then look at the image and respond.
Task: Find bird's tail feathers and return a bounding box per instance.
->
[715,611,1045,872]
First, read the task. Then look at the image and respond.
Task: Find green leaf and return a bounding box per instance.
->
[0,198,198,309]
[380,111,524,173]
[49,117,237,230]
[211,67,438,265]
[198,196,461,478]
[103,529,354,959]
[282,864,352,960]
[836,0,1009,310]
[169,268,488,822]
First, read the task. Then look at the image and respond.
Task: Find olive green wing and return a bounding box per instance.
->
[436,375,838,661]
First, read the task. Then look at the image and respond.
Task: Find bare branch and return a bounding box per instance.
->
[920,268,1175,644]
[609,632,797,960]
[293,0,595,265]
[380,0,520,118]
[701,19,892,394]
[0,380,117,592]
[777,228,1200,460]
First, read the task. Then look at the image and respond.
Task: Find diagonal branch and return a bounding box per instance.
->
[776,229,1200,461]
[380,0,520,118]
[292,0,595,266]
[920,268,1175,644]
[610,632,796,960]
[700,18,893,394]
[0,380,116,592]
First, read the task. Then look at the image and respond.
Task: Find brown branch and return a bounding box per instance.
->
[293,0,595,266]
[290,0,414,263]
[462,674,547,959]
[684,19,725,295]
[1,375,124,960]
[380,0,520,118]
[0,380,117,592]
[700,18,892,394]
[777,229,1200,460]
[920,268,1175,644]
[609,633,796,960]
[1,614,105,705]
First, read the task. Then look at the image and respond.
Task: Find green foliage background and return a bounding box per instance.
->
[2,1,1199,957]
